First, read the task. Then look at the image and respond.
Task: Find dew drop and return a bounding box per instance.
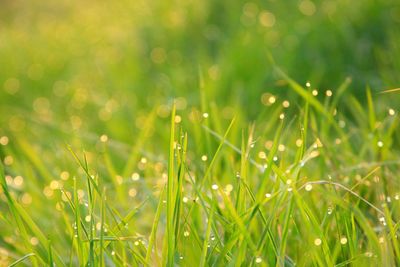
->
[365,252,373,257]
[100,134,108,143]
[131,172,140,181]
[268,96,276,104]
[282,100,290,108]
[0,136,9,146]
[326,90,333,97]
[327,207,333,215]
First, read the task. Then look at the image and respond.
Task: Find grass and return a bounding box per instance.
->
[1,0,400,266]
[1,80,399,266]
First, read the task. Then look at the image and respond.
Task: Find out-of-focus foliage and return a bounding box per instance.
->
[1,1,400,266]
[1,0,400,121]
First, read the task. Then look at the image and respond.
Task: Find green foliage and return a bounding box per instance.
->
[1,0,400,266]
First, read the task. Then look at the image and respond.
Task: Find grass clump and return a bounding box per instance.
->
[1,1,400,266]
[1,76,399,266]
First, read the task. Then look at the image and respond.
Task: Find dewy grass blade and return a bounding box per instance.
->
[99,188,106,267]
[166,103,176,267]
[199,117,236,190]
[145,187,165,265]
[199,203,215,267]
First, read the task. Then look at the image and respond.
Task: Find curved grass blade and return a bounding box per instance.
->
[8,253,36,267]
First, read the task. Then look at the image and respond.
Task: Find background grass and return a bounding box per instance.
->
[1,0,400,266]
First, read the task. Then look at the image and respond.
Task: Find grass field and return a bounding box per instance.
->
[1,0,400,266]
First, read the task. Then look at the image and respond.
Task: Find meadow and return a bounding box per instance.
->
[0,0,400,266]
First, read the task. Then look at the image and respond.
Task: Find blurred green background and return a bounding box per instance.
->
[1,0,400,265]
[1,0,400,124]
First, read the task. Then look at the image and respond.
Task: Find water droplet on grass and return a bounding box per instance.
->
[30,237,39,246]
[0,136,9,146]
[282,100,290,108]
[131,172,140,181]
[268,96,276,104]
[327,207,333,215]
[314,238,322,246]
[100,134,108,143]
